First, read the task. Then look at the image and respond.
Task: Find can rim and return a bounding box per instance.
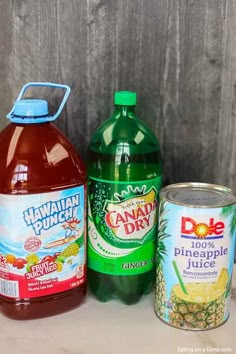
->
[159,182,236,208]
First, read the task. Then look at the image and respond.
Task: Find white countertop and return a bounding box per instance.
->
[0,269,235,354]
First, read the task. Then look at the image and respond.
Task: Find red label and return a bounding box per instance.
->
[9,272,85,298]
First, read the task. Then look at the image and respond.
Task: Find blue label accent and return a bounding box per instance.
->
[181,235,224,240]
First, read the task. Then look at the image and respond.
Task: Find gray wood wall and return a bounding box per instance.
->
[0,0,236,189]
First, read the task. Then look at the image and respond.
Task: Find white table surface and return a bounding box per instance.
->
[0,268,235,354]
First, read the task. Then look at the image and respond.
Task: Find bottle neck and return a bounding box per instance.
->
[114,105,135,117]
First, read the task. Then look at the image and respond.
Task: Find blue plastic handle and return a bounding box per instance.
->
[7,82,71,121]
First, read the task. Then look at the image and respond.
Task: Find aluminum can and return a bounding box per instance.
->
[155,182,236,330]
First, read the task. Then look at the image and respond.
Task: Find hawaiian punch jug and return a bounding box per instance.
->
[0,83,86,319]
[87,91,162,304]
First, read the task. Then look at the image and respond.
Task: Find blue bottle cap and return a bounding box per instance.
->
[10,99,49,123]
[14,99,49,117]
[7,82,71,124]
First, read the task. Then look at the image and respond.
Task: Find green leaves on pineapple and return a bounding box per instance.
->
[221,205,236,238]
[156,200,171,264]
[221,205,234,216]
[156,241,167,266]
[75,235,84,247]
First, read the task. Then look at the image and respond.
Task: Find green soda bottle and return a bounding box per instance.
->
[87,91,162,304]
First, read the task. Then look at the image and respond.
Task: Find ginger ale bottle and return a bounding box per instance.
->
[87,91,162,304]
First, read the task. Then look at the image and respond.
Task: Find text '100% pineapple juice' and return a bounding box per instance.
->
[0,83,86,319]
[87,91,162,304]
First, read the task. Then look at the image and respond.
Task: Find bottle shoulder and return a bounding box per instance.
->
[87,116,162,181]
[0,123,86,193]
[89,114,160,155]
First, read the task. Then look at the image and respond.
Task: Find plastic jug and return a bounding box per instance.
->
[0,82,86,319]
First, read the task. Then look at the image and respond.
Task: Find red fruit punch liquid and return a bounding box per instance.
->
[0,83,86,319]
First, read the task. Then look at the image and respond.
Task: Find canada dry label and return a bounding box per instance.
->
[0,186,86,299]
[88,176,162,275]
[155,198,235,330]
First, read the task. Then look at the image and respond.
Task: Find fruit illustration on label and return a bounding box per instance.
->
[169,268,229,329]
[56,262,63,272]
[60,242,80,258]
[42,255,55,263]
[5,254,16,264]
[155,200,170,317]
[0,231,84,281]
[13,258,27,269]
[26,253,39,264]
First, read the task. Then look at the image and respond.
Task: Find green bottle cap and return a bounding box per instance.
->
[114,91,137,106]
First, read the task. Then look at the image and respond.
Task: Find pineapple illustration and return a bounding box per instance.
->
[221,205,236,238]
[220,205,236,298]
[170,268,229,329]
[222,205,236,264]
[60,242,80,258]
[155,200,170,318]
[59,236,84,259]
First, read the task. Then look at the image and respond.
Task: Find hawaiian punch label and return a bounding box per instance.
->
[88,177,162,275]
[0,186,86,299]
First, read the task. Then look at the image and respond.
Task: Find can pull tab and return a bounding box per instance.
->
[7,82,71,121]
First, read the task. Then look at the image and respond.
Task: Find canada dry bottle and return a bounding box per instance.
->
[0,83,86,319]
[87,91,162,304]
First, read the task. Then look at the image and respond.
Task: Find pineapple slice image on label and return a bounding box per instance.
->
[212,268,228,290]
[169,268,229,329]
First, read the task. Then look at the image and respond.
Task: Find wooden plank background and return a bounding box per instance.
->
[0,0,235,188]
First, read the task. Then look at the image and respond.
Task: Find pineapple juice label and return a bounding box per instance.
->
[155,183,236,330]
[88,177,161,275]
[0,186,86,299]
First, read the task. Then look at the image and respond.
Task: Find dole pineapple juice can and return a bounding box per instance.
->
[155,182,236,330]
